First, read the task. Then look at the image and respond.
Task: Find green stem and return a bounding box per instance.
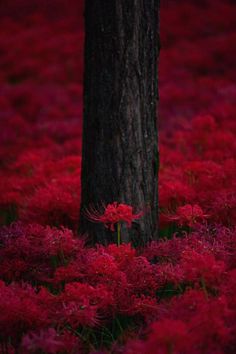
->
[200,277,208,299]
[167,343,173,354]
[117,222,121,246]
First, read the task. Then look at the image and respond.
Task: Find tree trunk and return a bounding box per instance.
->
[79,0,160,246]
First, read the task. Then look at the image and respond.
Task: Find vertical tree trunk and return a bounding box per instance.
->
[80,0,160,245]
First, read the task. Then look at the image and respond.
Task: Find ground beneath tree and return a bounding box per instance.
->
[0,1,236,353]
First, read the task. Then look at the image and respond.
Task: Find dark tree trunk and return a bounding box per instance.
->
[79,0,160,246]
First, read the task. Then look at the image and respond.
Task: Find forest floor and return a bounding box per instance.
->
[0,1,236,353]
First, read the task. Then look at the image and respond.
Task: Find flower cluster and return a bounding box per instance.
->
[0,223,235,353]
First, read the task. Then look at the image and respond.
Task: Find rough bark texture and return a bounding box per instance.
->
[80,0,160,246]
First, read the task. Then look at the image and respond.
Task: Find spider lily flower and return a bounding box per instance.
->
[166,204,210,227]
[85,202,143,231]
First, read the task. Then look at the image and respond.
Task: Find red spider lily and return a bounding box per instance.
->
[21,328,64,354]
[180,249,226,288]
[147,319,188,354]
[85,202,143,231]
[167,204,210,227]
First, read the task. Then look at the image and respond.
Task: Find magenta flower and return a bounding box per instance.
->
[85,202,143,232]
[167,204,209,227]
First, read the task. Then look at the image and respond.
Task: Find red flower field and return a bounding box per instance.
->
[0,0,236,353]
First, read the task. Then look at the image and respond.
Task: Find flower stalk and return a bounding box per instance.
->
[117,222,121,246]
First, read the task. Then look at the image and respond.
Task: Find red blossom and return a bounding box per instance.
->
[180,249,226,287]
[21,328,63,354]
[85,202,143,231]
[168,204,209,227]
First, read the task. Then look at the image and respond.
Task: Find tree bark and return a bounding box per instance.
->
[80,0,160,246]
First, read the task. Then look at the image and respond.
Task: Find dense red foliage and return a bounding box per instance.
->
[0,0,236,353]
